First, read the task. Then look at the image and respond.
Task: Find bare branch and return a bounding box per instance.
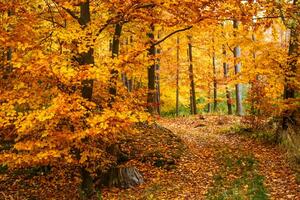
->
[51,0,80,23]
[61,6,80,22]
[132,3,155,9]
[154,26,193,46]
[226,43,234,53]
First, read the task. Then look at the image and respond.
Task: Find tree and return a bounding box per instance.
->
[109,23,122,105]
[222,23,233,115]
[212,36,218,112]
[187,35,197,115]
[176,36,180,116]
[0,1,149,197]
[147,24,157,114]
[233,19,244,116]
[282,0,299,130]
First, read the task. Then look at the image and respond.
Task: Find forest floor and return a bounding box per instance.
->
[1,115,300,199]
[103,115,300,200]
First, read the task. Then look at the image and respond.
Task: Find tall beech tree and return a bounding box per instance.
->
[233,19,243,116]
[222,45,233,114]
[109,23,122,105]
[221,23,233,115]
[147,24,157,114]
[187,35,197,115]
[212,36,218,112]
[282,0,299,130]
[176,36,180,116]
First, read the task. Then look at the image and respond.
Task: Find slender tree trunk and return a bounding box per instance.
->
[207,83,211,113]
[121,37,131,91]
[2,7,13,79]
[77,1,94,197]
[222,44,233,115]
[283,0,299,130]
[212,39,218,112]
[221,23,233,115]
[250,28,259,115]
[109,39,113,52]
[128,36,134,92]
[176,36,180,116]
[233,20,243,116]
[187,35,197,115]
[109,23,122,105]
[79,1,94,101]
[155,32,161,115]
[147,24,157,114]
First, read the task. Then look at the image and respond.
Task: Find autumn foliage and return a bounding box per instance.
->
[0,0,299,199]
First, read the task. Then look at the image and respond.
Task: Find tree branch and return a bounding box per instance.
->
[132,3,155,9]
[219,15,292,22]
[226,43,234,53]
[61,6,80,22]
[154,26,193,46]
[51,0,80,23]
[94,17,120,39]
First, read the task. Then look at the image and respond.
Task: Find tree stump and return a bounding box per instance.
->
[107,167,144,188]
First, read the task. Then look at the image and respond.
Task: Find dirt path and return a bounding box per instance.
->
[103,116,300,199]
[158,116,300,200]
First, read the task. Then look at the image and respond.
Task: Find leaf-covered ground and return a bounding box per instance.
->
[1,116,299,199]
[103,116,300,199]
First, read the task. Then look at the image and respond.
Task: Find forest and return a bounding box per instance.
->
[0,0,299,199]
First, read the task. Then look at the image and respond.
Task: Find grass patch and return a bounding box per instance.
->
[0,164,8,174]
[161,104,191,117]
[141,183,163,199]
[206,149,268,200]
[221,123,277,144]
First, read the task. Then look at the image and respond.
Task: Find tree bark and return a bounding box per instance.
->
[107,167,144,188]
[122,37,132,92]
[176,36,180,116]
[79,1,94,101]
[282,0,299,130]
[250,28,260,115]
[147,24,157,114]
[109,23,122,105]
[212,38,218,112]
[207,83,211,113]
[2,8,13,79]
[155,32,161,115]
[222,45,233,115]
[78,1,95,197]
[233,20,243,116]
[187,35,197,115]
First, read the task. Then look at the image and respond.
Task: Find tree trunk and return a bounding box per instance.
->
[250,29,260,115]
[187,35,197,115]
[212,40,218,112]
[109,23,122,105]
[79,1,94,102]
[96,144,143,189]
[107,167,144,188]
[2,8,13,79]
[222,45,233,115]
[282,0,299,131]
[233,20,243,116]
[176,36,180,116]
[207,83,211,113]
[78,1,95,197]
[122,37,132,91]
[155,32,161,115]
[147,24,157,114]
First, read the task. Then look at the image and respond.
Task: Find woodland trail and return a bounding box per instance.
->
[158,116,300,200]
[103,116,300,199]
